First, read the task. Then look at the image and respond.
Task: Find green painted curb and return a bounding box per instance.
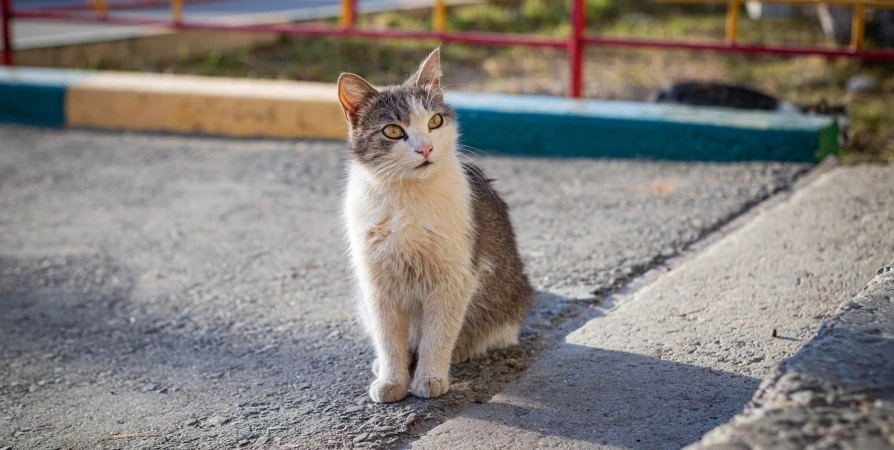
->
[448,93,838,163]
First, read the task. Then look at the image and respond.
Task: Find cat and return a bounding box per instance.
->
[655,81,849,144]
[337,49,533,403]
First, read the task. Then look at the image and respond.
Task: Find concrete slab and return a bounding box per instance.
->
[411,165,894,449]
[690,259,894,450]
[0,125,806,449]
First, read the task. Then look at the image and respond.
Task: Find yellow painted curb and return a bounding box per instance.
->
[67,72,347,139]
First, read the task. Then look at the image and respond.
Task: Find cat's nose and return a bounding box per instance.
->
[415,145,433,159]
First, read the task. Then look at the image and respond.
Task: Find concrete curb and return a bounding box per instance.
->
[688,260,894,450]
[1,67,838,162]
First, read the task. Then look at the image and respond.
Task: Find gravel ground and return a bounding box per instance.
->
[0,124,807,449]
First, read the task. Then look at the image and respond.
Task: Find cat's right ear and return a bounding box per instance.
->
[337,73,378,125]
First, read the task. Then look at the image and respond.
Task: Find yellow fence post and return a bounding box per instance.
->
[172,0,183,24]
[94,0,108,19]
[725,0,740,44]
[656,0,894,50]
[434,0,447,32]
[850,3,865,49]
[341,0,356,28]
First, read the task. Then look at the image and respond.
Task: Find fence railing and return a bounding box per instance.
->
[659,0,894,50]
[2,0,893,98]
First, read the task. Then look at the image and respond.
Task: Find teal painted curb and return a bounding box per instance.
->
[0,67,837,162]
[448,93,838,163]
[0,68,91,127]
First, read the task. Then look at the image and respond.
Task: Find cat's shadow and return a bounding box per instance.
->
[436,289,761,449]
[437,341,760,449]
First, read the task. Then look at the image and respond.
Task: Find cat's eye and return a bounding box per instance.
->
[428,114,443,130]
[382,124,405,140]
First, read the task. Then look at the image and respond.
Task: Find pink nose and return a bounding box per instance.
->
[415,145,433,159]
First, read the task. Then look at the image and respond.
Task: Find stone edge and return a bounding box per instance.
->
[687,260,894,449]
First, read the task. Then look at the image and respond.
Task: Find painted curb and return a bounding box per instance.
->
[0,68,91,127]
[0,67,838,162]
[450,92,838,162]
[687,260,894,449]
[67,72,347,139]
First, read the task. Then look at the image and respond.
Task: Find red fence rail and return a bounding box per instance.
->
[3,0,894,97]
[1,0,11,66]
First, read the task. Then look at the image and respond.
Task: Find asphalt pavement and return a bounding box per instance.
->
[0,123,844,449]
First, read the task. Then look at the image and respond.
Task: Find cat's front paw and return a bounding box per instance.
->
[369,379,408,403]
[410,375,449,398]
[451,346,470,364]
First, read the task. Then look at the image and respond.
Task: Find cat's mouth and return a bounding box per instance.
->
[415,161,433,169]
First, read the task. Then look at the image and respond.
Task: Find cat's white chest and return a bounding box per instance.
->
[345,165,473,287]
[368,202,439,248]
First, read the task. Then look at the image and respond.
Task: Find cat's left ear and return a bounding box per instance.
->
[407,48,442,99]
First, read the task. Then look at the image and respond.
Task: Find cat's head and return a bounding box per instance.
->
[337,49,458,181]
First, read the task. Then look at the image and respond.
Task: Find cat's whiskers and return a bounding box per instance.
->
[439,83,464,91]
[468,161,501,201]
[453,152,500,201]
[458,145,496,171]
[456,146,484,164]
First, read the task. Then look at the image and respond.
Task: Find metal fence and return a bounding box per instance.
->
[2,0,893,98]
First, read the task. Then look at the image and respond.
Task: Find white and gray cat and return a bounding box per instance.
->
[338,49,532,403]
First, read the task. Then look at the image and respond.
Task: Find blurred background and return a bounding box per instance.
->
[4,0,893,163]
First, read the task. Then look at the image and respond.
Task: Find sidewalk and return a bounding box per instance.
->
[691,259,894,449]
[411,165,894,449]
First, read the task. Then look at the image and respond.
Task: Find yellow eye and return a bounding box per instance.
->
[428,113,443,130]
[382,124,405,139]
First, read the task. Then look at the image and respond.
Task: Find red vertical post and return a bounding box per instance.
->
[1,0,12,66]
[569,0,585,98]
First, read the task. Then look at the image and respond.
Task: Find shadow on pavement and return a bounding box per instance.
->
[0,253,561,449]
[420,343,760,449]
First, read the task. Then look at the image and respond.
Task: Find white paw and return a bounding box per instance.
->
[410,375,449,398]
[369,379,408,403]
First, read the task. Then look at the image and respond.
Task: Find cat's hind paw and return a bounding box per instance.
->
[451,347,470,364]
[369,379,408,403]
[410,376,449,398]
